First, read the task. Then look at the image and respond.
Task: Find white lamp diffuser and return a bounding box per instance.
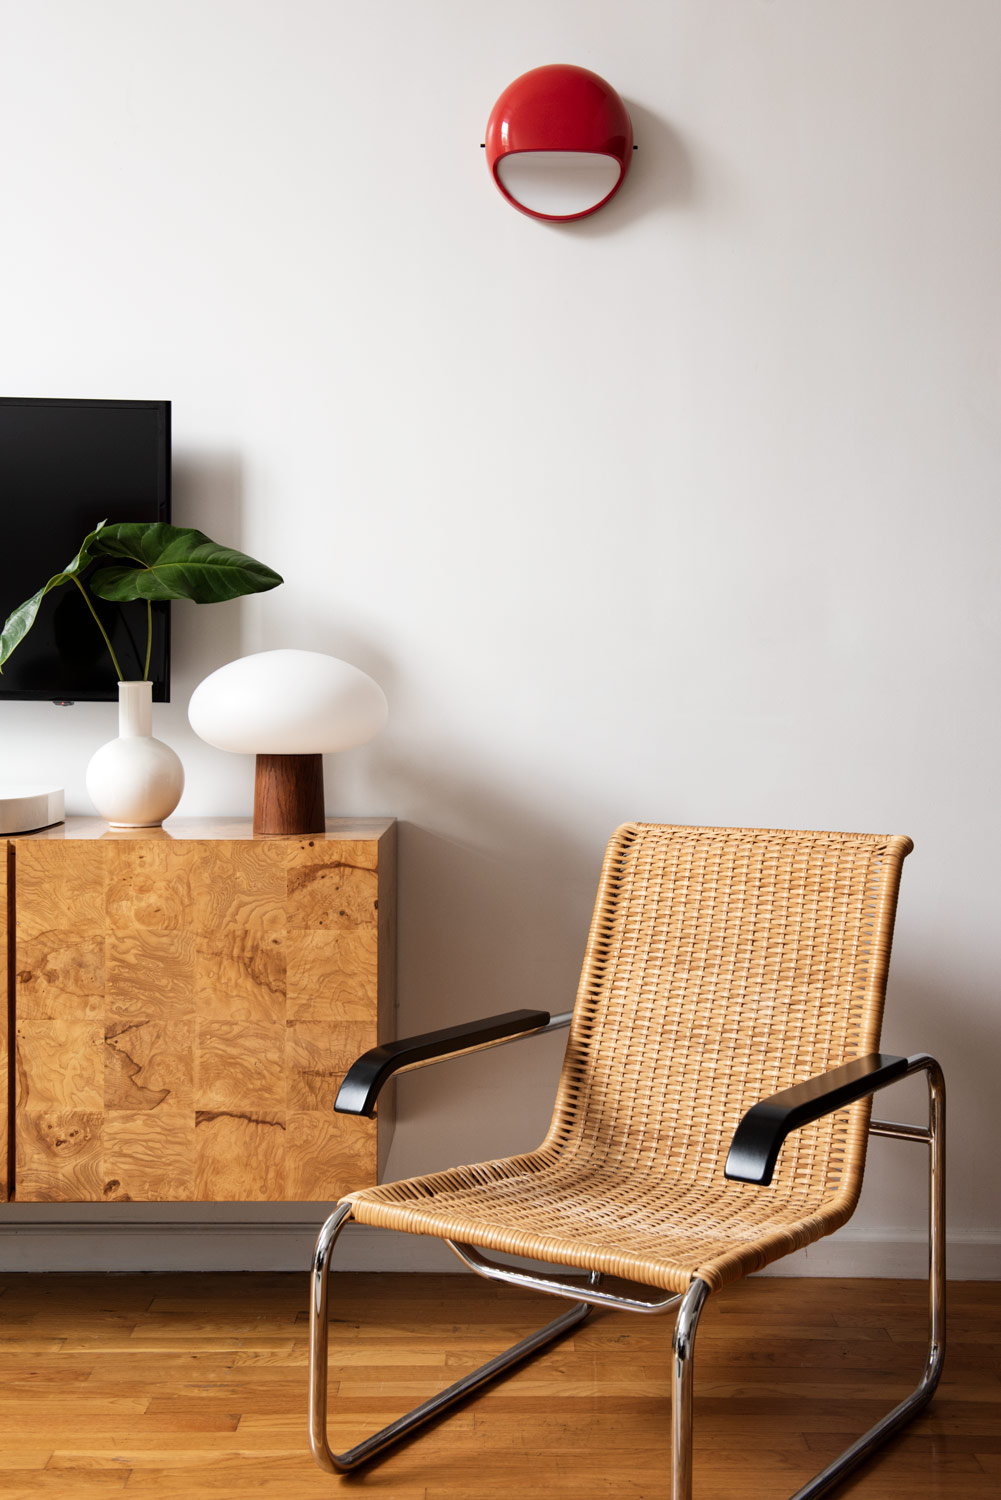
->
[188,649,388,835]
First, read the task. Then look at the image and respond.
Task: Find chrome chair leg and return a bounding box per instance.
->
[672,1278,710,1500]
[668,1062,944,1500]
[308,1202,592,1474]
[785,1058,946,1499]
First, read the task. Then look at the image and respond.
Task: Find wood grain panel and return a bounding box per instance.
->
[194,926,287,1024]
[189,841,286,1025]
[21,813,394,841]
[376,822,398,1178]
[0,843,8,1199]
[194,1111,286,1200]
[16,931,104,1021]
[105,840,190,931]
[184,840,285,932]
[9,819,395,1202]
[285,1111,377,1201]
[104,1021,192,1113]
[15,1109,105,1200]
[196,1022,286,1115]
[106,929,196,1021]
[286,1022,374,1112]
[102,1110,194,1201]
[287,839,379,930]
[16,1020,104,1112]
[14,839,108,1200]
[14,839,104,937]
[285,928,378,1022]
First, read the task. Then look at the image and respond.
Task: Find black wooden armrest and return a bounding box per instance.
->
[724,1052,910,1186]
[335,1008,553,1118]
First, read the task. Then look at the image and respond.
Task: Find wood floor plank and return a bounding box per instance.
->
[0,1459,51,1475]
[0,1273,996,1498]
[0,1477,131,1496]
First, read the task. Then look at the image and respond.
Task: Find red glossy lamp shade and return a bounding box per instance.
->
[485,64,634,222]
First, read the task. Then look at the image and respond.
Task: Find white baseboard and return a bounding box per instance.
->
[0,1220,997,1278]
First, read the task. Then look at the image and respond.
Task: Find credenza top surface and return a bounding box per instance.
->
[10,816,396,843]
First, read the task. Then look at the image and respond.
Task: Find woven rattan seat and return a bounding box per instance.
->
[346,1158,858,1294]
[310,822,945,1499]
[346,823,911,1292]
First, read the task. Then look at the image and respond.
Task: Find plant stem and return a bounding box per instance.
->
[69,575,126,681]
[144,599,152,681]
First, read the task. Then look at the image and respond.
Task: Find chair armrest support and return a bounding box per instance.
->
[724,1052,910,1186]
[335,1008,560,1118]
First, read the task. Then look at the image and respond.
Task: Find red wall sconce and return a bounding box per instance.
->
[484,64,634,222]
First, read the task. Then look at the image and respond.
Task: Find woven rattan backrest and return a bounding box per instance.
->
[543,825,913,1209]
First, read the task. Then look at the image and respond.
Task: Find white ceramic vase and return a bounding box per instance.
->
[86,681,184,828]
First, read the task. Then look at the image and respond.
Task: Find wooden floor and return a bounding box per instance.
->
[0,1273,996,1498]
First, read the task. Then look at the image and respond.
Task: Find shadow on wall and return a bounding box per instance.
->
[366,688,605,1168]
[880,955,997,1226]
[387,804,602,1170]
[372,725,604,1038]
[315,637,604,1038]
[168,450,247,686]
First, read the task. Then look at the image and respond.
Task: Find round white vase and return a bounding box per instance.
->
[86,681,184,828]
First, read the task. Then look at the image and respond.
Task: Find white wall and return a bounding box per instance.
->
[0,0,998,1276]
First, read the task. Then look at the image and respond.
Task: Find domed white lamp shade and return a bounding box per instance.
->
[188,650,388,836]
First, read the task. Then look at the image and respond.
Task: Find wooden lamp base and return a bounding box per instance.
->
[253,753,325,836]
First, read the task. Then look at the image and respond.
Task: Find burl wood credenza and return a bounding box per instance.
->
[1,817,396,1203]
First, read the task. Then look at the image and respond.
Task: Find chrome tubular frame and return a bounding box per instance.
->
[664,1055,947,1500]
[308,1202,591,1475]
[309,1054,945,1497]
[672,1278,711,1500]
[778,1054,946,1500]
[446,1239,684,1315]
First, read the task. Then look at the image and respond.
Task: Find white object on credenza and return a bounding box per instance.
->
[0,785,65,835]
[85,680,184,829]
[188,649,388,836]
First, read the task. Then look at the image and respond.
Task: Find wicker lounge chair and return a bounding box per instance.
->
[309,823,945,1499]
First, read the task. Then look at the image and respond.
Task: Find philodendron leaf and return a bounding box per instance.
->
[87,523,283,603]
[0,521,107,671]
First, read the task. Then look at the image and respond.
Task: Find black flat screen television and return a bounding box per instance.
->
[0,398,171,702]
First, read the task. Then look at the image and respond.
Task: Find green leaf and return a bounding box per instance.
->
[87,523,284,604]
[0,522,107,671]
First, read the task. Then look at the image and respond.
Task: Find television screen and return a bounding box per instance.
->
[0,398,170,702]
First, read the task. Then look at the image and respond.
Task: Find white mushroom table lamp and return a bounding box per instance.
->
[188,649,388,836]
